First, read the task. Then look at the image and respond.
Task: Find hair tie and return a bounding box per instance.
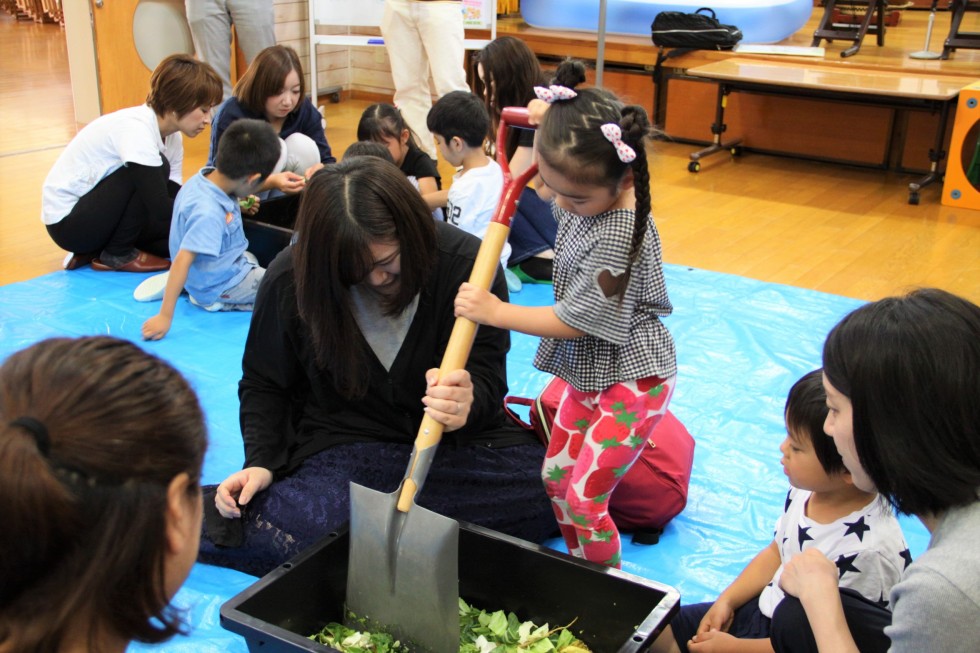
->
[534,85,577,104]
[600,123,637,163]
[11,416,51,457]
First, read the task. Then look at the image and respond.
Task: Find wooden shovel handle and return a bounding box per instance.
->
[396,108,539,512]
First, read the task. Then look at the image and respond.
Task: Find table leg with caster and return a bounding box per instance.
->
[908,100,953,204]
[689,83,743,173]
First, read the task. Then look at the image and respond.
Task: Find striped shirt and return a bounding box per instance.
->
[534,204,677,391]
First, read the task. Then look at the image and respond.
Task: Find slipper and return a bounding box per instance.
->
[504,267,523,294]
[133,272,169,302]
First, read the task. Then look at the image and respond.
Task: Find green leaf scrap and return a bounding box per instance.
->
[310,599,593,653]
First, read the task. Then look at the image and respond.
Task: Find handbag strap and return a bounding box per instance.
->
[503,395,535,431]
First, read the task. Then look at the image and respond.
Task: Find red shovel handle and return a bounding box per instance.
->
[492,108,538,229]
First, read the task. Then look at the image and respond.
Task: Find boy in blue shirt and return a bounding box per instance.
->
[141,119,280,340]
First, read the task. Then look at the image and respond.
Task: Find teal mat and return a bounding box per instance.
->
[0,265,929,652]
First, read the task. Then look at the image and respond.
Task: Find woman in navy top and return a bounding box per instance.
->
[209,45,335,197]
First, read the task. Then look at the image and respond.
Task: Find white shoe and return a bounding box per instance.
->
[133,272,169,302]
[504,267,523,293]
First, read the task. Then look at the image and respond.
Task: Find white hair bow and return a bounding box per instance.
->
[600,123,636,163]
[533,85,578,104]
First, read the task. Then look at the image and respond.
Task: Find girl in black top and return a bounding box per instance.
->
[357,102,441,194]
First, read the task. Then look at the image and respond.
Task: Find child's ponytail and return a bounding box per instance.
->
[551,58,587,89]
[615,105,653,298]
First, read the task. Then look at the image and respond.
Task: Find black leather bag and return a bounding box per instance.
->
[650,7,743,50]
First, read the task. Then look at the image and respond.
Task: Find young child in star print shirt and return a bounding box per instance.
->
[649,370,909,653]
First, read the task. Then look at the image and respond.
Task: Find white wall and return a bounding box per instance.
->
[62,1,100,123]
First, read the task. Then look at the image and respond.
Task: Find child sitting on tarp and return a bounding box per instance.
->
[649,370,910,653]
[138,119,281,341]
[425,90,521,292]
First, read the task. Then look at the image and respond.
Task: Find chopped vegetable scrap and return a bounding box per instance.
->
[308,599,593,653]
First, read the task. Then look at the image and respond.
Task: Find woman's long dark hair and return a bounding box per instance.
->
[473,36,548,160]
[537,60,652,298]
[293,157,436,398]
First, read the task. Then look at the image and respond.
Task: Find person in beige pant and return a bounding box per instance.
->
[381,0,470,160]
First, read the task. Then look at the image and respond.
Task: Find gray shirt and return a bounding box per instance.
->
[350,285,419,371]
[885,498,980,652]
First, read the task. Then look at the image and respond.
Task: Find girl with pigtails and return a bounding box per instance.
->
[455,60,677,567]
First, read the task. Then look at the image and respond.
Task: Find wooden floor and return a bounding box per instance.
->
[1,10,978,304]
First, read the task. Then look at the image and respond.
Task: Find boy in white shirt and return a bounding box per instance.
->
[424,91,520,290]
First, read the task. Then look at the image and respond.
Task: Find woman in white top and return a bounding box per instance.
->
[42,54,222,273]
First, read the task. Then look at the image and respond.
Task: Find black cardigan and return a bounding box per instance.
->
[239,222,534,477]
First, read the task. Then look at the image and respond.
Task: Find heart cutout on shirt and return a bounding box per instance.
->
[597,269,625,298]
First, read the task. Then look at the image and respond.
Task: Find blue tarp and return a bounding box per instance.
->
[0,265,929,651]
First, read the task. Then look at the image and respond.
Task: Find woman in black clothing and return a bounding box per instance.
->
[199,157,554,576]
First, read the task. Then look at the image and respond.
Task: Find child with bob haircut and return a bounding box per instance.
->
[0,336,207,653]
[650,370,910,653]
[425,90,511,277]
[140,119,281,340]
[455,61,676,567]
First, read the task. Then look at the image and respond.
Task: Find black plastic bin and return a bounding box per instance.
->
[220,522,679,653]
[242,193,300,268]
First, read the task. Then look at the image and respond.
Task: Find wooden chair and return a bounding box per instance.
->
[942,0,980,59]
[811,0,888,57]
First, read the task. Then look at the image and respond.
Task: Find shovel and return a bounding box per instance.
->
[346,108,539,652]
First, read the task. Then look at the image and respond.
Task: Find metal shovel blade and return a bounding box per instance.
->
[347,482,459,652]
[345,110,536,652]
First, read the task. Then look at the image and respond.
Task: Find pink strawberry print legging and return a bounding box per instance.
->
[542,375,675,567]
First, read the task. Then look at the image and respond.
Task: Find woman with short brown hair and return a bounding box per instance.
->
[42,54,222,272]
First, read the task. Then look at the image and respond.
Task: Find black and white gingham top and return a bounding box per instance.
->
[533,205,677,392]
